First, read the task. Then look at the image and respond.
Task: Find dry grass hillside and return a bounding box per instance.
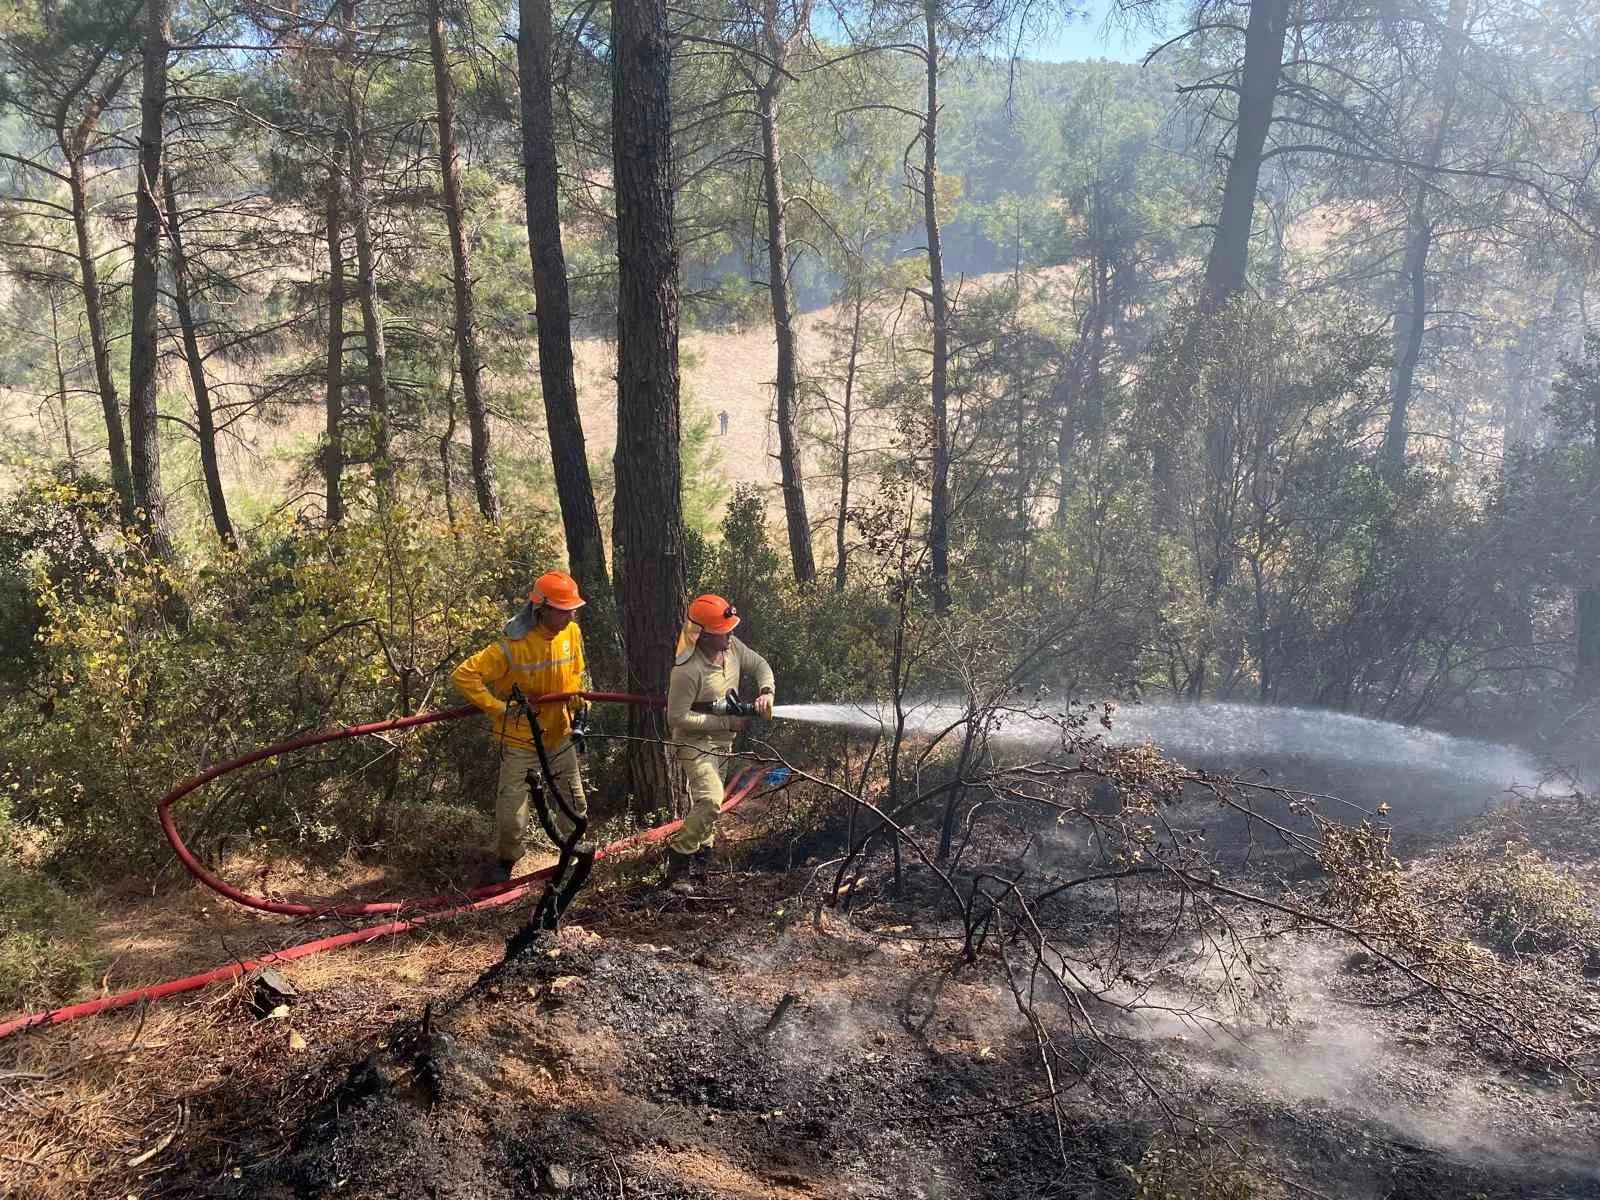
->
[2,271,1049,538]
[0,309,837,526]
[567,308,843,497]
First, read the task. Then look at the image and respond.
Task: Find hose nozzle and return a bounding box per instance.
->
[691,688,757,718]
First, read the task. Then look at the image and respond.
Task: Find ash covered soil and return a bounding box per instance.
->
[143,794,1600,1200]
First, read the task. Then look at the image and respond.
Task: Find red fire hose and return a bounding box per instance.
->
[157,691,660,918]
[0,692,771,1041]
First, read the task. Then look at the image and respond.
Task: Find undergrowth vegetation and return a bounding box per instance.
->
[1465,845,1594,955]
[0,859,98,1011]
[1120,1132,1276,1200]
[0,476,537,873]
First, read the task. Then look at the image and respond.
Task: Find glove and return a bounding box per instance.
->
[570,706,591,757]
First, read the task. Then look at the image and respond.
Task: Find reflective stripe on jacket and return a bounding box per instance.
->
[452,622,586,750]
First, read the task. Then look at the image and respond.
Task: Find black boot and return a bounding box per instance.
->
[664,847,695,893]
[691,845,712,880]
[480,855,518,886]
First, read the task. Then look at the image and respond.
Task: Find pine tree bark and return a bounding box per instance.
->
[344,89,393,506]
[612,0,687,804]
[65,154,135,526]
[835,282,864,592]
[1578,590,1600,698]
[48,288,77,470]
[1580,379,1600,697]
[324,152,347,525]
[1201,0,1288,305]
[758,76,815,584]
[517,0,617,679]
[1385,193,1432,476]
[1382,0,1468,476]
[922,0,951,612]
[427,0,498,521]
[127,0,174,557]
[162,168,235,547]
[335,0,391,509]
[53,61,135,522]
[1150,0,1287,530]
[1056,192,1108,531]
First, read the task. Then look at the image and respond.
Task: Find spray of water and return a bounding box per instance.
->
[770,699,1541,791]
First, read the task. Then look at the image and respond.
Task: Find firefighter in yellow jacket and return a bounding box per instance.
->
[452,571,589,883]
[664,593,775,888]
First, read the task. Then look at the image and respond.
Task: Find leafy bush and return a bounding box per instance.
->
[0,496,557,872]
[0,473,119,694]
[1120,1132,1274,1200]
[385,802,496,884]
[693,483,896,703]
[0,858,98,1011]
[1465,845,1593,954]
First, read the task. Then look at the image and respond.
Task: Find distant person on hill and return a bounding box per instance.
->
[452,571,590,885]
[718,410,729,436]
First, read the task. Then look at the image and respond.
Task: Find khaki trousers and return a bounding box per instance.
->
[494,739,586,861]
[667,750,731,855]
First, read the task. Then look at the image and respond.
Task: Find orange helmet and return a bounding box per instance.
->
[687,593,740,635]
[530,570,585,611]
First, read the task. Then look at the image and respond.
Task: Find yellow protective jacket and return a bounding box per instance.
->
[665,636,775,762]
[452,622,587,751]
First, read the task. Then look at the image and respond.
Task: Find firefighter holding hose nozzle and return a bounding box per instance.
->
[664,594,775,891]
[452,571,591,884]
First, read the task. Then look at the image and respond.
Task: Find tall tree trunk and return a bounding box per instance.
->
[345,88,393,508]
[1013,374,1031,589]
[127,0,174,557]
[440,371,459,529]
[758,79,815,584]
[922,0,951,612]
[835,283,864,592]
[1201,0,1288,305]
[612,0,687,803]
[427,0,498,521]
[1086,186,1109,449]
[324,152,347,525]
[1056,204,1108,530]
[1051,365,1077,530]
[66,157,134,525]
[1580,387,1600,698]
[1578,591,1600,698]
[1384,193,1432,476]
[48,288,77,471]
[1150,0,1286,530]
[162,168,235,548]
[518,0,618,681]
[1381,0,1467,475]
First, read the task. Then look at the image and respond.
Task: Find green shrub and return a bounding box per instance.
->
[692,483,895,703]
[0,473,119,693]
[385,802,496,884]
[0,499,557,872]
[1465,845,1593,954]
[0,860,99,1011]
[1121,1132,1273,1200]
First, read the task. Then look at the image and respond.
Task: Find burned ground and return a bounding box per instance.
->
[137,788,1598,1200]
[6,786,1599,1200]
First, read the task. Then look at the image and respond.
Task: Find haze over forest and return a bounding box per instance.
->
[2,0,1600,1194]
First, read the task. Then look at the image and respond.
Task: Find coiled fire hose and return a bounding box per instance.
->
[0,692,783,1041]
